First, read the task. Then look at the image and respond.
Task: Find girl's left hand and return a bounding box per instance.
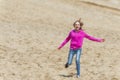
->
[101,39,105,42]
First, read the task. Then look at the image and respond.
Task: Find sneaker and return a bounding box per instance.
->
[65,63,69,68]
[76,75,80,78]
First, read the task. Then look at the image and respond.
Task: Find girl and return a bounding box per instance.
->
[58,18,105,78]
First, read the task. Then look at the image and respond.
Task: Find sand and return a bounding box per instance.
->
[0,0,120,80]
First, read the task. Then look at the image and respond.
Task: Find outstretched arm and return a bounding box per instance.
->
[58,32,71,49]
[84,31,104,42]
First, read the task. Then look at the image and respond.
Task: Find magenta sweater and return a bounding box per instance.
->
[58,29,102,50]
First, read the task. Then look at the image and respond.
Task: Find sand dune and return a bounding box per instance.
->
[0,0,120,80]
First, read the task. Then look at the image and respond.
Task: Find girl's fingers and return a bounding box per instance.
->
[58,47,61,50]
[103,39,105,42]
[102,39,105,42]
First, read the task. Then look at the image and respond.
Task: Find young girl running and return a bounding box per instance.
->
[58,18,105,78]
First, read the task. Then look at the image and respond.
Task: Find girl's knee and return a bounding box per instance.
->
[76,60,80,64]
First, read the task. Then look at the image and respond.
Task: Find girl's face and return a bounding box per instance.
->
[74,22,80,31]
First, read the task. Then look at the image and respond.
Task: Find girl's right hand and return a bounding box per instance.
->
[58,47,61,50]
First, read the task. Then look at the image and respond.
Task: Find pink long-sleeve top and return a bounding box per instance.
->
[58,29,102,50]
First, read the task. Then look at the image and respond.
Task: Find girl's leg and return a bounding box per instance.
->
[75,49,82,76]
[67,49,75,65]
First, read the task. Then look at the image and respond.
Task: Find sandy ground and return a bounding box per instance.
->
[0,0,120,80]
